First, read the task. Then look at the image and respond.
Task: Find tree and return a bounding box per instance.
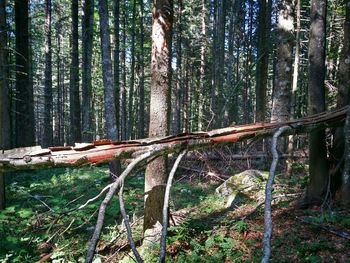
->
[305,0,329,205]
[128,0,136,139]
[15,0,35,147]
[255,0,271,122]
[0,0,10,210]
[270,0,294,123]
[143,0,173,243]
[338,0,350,206]
[113,0,120,140]
[42,0,53,148]
[82,0,94,142]
[69,0,82,144]
[138,0,146,139]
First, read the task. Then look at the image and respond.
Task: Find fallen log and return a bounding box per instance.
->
[0,106,347,172]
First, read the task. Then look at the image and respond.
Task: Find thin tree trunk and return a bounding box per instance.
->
[43,0,53,148]
[0,0,10,210]
[121,1,127,141]
[56,18,62,146]
[128,0,136,139]
[114,0,120,140]
[138,0,145,139]
[82,0,94,142]
[15,0,35,147]
[69,0,81,144]
[144,0,173,244]
[305,0,329,205]
[174,0,182,134]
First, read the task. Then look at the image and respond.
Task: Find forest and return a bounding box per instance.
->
[0,0,350,262]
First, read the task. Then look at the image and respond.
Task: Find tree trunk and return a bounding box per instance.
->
[338,0,350,206]
[42,0,53,148]
[113,0,120,140]
[128,0,136,139]
[0,0,10,210]
[138,0,145,139]
[305,0,329,204]
[82,0,94,142]
[15,0,35,147]
[144,0,173,243]
[174,0,182,134]
[270,0,294,123]
[121,1,127,141]
[255,0,271,122]
[69,0,82,144]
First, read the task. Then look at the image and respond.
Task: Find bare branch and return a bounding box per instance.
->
[119,182,143,263]
[160,150,187,263]
[261,126,291,263]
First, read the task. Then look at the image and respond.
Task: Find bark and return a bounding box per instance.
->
[99,0,117,141]
[270,0,294,123]
[15,0,35,147]
[69,0,82,144]
[82,0,94,142]
[128,0,137,139]
[0,107,347,172]
[0,0,10,210]
[174,0,183,134]
[114,0,120,140]
[55,18,62,146]
[42,0,53,148]
[255,0,271,122]
[121,1,127,140]
[305,0,329,204]
[339,0,350,206]
[144,0,174,239]
[138,0,145,139]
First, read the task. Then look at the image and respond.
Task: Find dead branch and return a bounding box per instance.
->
[160,150,187,263]
[0,106,347,173]
[118,182,143,263]
[261,126,291,263]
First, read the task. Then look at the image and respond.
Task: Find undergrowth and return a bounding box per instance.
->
[1,162,350,262]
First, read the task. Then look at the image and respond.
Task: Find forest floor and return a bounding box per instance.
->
[0,151,350,263]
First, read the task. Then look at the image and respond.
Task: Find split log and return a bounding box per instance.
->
[0,106,347,172]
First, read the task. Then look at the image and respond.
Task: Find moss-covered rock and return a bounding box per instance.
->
[215,170,266,208]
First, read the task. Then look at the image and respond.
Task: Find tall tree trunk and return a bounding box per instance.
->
[144,0,173,244]
[113,0,120,140]
[69,0,81,144]
[56,18,62,146]
[174,0,182,134]
[255,0,271,122]
[0,0,10,210]
[305,0,329,204]
[42,0,53,148]
[15,0,35,147]
[337,0,350,206]
[128,0,136,139]
[270,0,294,123]
[199,0,208,130]
[121,1,127,141]
[82,0,94,142]
[138,0,145,138]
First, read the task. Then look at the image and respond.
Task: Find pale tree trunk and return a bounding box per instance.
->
[270,0,294,123]
[199,0,208,130]
[43,0,53,148]
[114,0,120,140]
[15,0,35,147]
[338,0,350,206]
[174,0,182,134]
[55,17,62,145]
[82,0,94,142]
[69,0,81,144]
[128,0,136,139]
[121,1,127,141]
[305,0,329,205]
[144,0,173,244]
[138,0,145,139]
[0,0,10,210]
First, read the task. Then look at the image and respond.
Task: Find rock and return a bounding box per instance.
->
[215,169,266,208]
